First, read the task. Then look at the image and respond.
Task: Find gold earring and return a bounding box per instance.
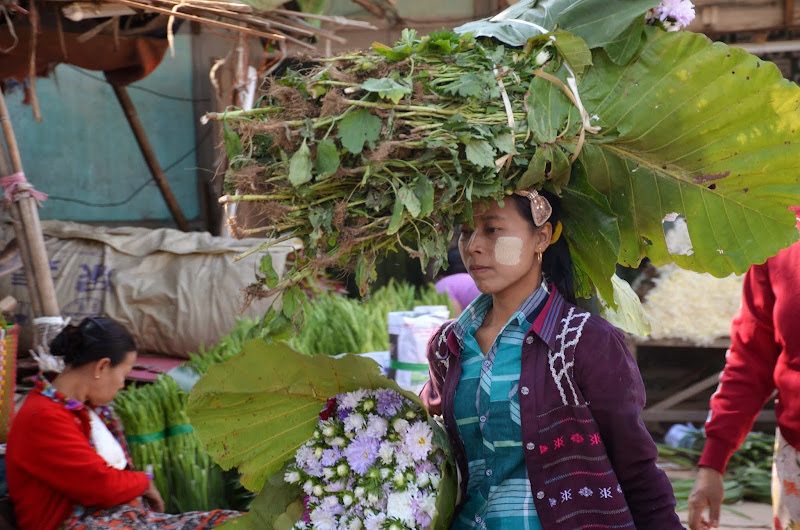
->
[536,251,542,263]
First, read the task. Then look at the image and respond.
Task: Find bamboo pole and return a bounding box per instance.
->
[108,82,190,231]
[0,89,59,318]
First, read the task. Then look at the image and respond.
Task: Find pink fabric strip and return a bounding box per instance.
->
[0,172,48,202]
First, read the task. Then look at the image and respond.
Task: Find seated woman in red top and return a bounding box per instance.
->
[5,317,241,530]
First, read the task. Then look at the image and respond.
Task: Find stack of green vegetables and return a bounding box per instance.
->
[114,320,261,513]
[211,0,800,337]
[287,279,455,355]
[658,428,775,508]
[114,379,171,506]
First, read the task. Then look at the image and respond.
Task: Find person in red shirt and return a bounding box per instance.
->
[688,209,800,530]
[5,317,241,530]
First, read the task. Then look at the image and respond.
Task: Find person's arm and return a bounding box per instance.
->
[689,261,780,529]
[17,402,150,508]
[576,321,683,529]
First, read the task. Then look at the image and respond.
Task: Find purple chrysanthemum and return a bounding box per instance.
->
[653,0,695,28]
[338,407,352,422]
[344,435,380,475]
[320,448,341,467]
[376,389,404,417]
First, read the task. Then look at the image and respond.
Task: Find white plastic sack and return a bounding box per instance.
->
[387,305,450,392]
[0,221,297,357]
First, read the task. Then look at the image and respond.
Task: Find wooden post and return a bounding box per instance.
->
[0,89,60,318]
[108,82,190,231]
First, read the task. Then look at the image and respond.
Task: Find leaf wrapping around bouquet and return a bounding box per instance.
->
[187,339,423,492]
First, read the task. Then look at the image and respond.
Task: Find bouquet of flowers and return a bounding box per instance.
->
[284,388,448,530]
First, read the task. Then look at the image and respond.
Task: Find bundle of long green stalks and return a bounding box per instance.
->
[288,279,454,355]
[115,375,230,513]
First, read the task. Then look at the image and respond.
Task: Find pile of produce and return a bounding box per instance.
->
[658,427,775,507]
[211,0,800,337]
[114,320,261,513]
[639,264,744,345]
[287,280,454,355]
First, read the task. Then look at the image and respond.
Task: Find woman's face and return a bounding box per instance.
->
[88,351,137,406]
[458,200,549,298]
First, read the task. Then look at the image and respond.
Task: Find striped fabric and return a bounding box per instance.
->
[452,281,548,529]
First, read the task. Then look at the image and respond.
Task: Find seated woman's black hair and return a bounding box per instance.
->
[510,190,576,304]
[49,317,137,368]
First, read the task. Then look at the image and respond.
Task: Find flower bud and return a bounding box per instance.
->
[313,485,324,497]
[337,464,349,476]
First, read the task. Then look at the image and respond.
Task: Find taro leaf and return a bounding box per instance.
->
[259,253,280,289]
[429,417,457,530]
[517,148,547,190]
[580,27,800,277]
[603,14,646,66]
[338,109,382,155]
[454,0,659,49]
[547,146,571,193]
[597,274,651,336]
[361,77,412,104]
[442,73,484,98]
[526,70,572,145]
[492,132,516,155]
[223,121,243,160]
[552,31,592,76]
[398,185,422,217]
[218,464,303,529]
[188,340,421,492]
[414,176,435,217]
[287,140,312,187]
[465,139,496,168]
[560,163,620,304]
[315,138,340,179]
[387,195,405,235]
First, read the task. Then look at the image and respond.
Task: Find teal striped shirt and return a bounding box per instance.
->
[452,281,548,530]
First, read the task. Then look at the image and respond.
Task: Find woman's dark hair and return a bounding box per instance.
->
[443,247,468,276]
[50,317,136,368]
[510,190,576,304]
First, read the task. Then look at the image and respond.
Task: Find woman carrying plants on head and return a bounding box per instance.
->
[5,317,242,530]
[421,189,683,529]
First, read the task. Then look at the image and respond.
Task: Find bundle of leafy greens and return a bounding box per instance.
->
[210,0,800,334]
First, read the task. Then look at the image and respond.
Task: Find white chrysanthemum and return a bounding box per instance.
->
[354,486,365,499]
[309,506,337,530]
[340,389,367,410]
[392,418,409,433]
[403,421,433,460]
[342,493,354,506]
[363,513,386,530]
[417,492,436,518]
[386,490,415,525]
[328,437,346,447]
[284,470,301,483]
[322,467,335,479]
[417,471,430,488]
[394,448,415,470]
[378,441,394,464]
[347,517,363,530]
[344,413,366,433]
[313,485,324,497]
[429,472,441,489]
[365,415,388,438]
[534,49,550,66]
[303,480,314,495]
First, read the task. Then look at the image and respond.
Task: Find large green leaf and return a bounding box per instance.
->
[454,0,659,48]
[187,339,422,492]
[580,27,800,277]
[219,465,303,529]
[560,162,620,302]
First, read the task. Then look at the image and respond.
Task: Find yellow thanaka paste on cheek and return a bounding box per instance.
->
[494,237,523,266]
